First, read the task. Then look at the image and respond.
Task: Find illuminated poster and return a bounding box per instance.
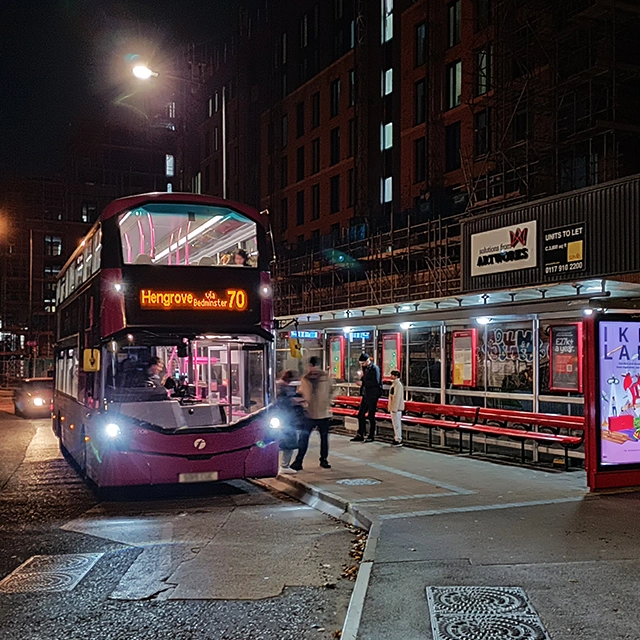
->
[599,320,640,467]
[549,324,583,392]
[382,333,401,379]
[330,336,345,380]
[452,330,477,387]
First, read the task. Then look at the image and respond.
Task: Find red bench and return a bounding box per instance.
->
[332,395,584,469]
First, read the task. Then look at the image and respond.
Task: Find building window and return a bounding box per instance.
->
[474,109,491,156]
[296,101,305,138]
[348,119,355,157]
[415,22,426,67]
[381,122,393,150]
[281,32,287,65]
[331,222,340,239]
[475,0,492,31]
[414,80,426,124]
[45,235,63,257]
[513,109,532,142]
[297,234,304,245]
[330,127,341,165]
[308,95,320,132]
[334,0,343,20]
[296,190,305,225]
[205,131,211,157]
[476,46,492,95]
[281,197,289,230]
[311,138,320,174]
[349,70,355,107]
[297,146,305,181]
[445,121,461,171]
[168,101,176,119]
[383,68,393,96]
[165,154,175,177]
[214,126,219,151]
[167,182,173,193]
[348,168,355,206]
[281,156,289,188]
[208,97,213,117]
[383,0,393,43]
[281,115,288,147]
[300,13,308,48]
[381,176,392,203]
[330,78,341,118]
[414,137,426,183]
[330,175,341,213]
[215,92,220,112]
[446,60,462,109]
[81,202,96,223]
[448,0,461,48]
[311,183,320,220]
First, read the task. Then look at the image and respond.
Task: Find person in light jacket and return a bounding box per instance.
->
[291,356,334,470]
[388,370,405,447]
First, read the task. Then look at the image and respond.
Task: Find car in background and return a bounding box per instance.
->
[13,378,53,418]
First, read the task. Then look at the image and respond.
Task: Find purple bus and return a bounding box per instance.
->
[53,192,279,488]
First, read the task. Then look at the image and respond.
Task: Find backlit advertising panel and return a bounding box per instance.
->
[598,319,640,467]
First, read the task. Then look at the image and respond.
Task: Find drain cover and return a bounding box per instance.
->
[426,586,551,640]
[336,478,381,486]
[0,553,103,593]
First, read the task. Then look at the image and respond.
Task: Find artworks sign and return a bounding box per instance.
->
[543,223,586,276]
[470,221,537,276]
[549,324,582,392]
[139,288,248,311]
[598,320,640,467]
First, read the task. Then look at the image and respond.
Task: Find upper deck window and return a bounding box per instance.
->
[118,203,258,267]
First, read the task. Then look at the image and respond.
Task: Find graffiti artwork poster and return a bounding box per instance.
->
[599,320,640,466]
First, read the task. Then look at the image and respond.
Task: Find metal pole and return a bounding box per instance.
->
[29,229,34,377]
[440,323,446,446]
[222,85,227,199]
[405,326,410,399]
[532,316,540,463]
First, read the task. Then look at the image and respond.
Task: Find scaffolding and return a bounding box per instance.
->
[465,0,640,214]
[273,215,461,316]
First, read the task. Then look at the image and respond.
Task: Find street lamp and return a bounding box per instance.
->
[132,64,158,80]
[131,63,227,198]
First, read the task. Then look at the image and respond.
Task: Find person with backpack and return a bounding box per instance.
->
[291,356,333,470]
[388,369,405,447]
[351,353,382,443]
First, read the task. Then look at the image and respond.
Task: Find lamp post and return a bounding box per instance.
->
[132,64,227,198]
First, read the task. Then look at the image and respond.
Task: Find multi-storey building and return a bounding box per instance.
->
[185,0,639,317]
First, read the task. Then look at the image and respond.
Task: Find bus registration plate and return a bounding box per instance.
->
[178,471,219,483]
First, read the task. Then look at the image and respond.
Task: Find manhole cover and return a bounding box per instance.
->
[336,478,381,486]
[0,553,103,594]
[426,587,551,640]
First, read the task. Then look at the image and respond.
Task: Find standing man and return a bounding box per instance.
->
[352,353,382,443]
[291,356,333,470]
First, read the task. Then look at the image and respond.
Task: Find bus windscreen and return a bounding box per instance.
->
[118,203,258,267]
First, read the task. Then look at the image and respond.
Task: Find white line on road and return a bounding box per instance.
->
[352,492,460,503]
[378,496,585,520]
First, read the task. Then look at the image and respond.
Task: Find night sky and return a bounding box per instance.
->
[1,0,237,175]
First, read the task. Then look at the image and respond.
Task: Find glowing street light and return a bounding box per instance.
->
[132,64,157,80]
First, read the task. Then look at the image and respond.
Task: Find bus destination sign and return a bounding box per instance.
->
[140,288,249,311]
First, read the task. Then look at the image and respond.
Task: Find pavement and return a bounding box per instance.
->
[258,432,640,640]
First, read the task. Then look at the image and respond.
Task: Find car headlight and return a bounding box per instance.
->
[32,397,45,407]
[105,423,121,438]
[269,416,281,430]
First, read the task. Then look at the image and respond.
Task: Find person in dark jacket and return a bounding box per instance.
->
[352,353,382,442]
[275,370,303,474]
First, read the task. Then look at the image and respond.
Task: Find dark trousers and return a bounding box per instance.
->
[358,395,380,439]
[294,417,330,465]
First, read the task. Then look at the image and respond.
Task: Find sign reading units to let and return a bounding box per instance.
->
[470,221,537,277]
[542,222,586,276]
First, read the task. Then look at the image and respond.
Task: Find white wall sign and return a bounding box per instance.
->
[471,221,537,277]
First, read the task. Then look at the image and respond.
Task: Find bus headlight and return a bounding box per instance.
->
[105,423,121,438]
[269,417,281,430]
[33,397,45,407]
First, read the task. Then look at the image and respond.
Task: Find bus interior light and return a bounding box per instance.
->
[105,423,121,438]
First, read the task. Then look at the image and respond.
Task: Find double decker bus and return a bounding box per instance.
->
[53,192,279,488]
